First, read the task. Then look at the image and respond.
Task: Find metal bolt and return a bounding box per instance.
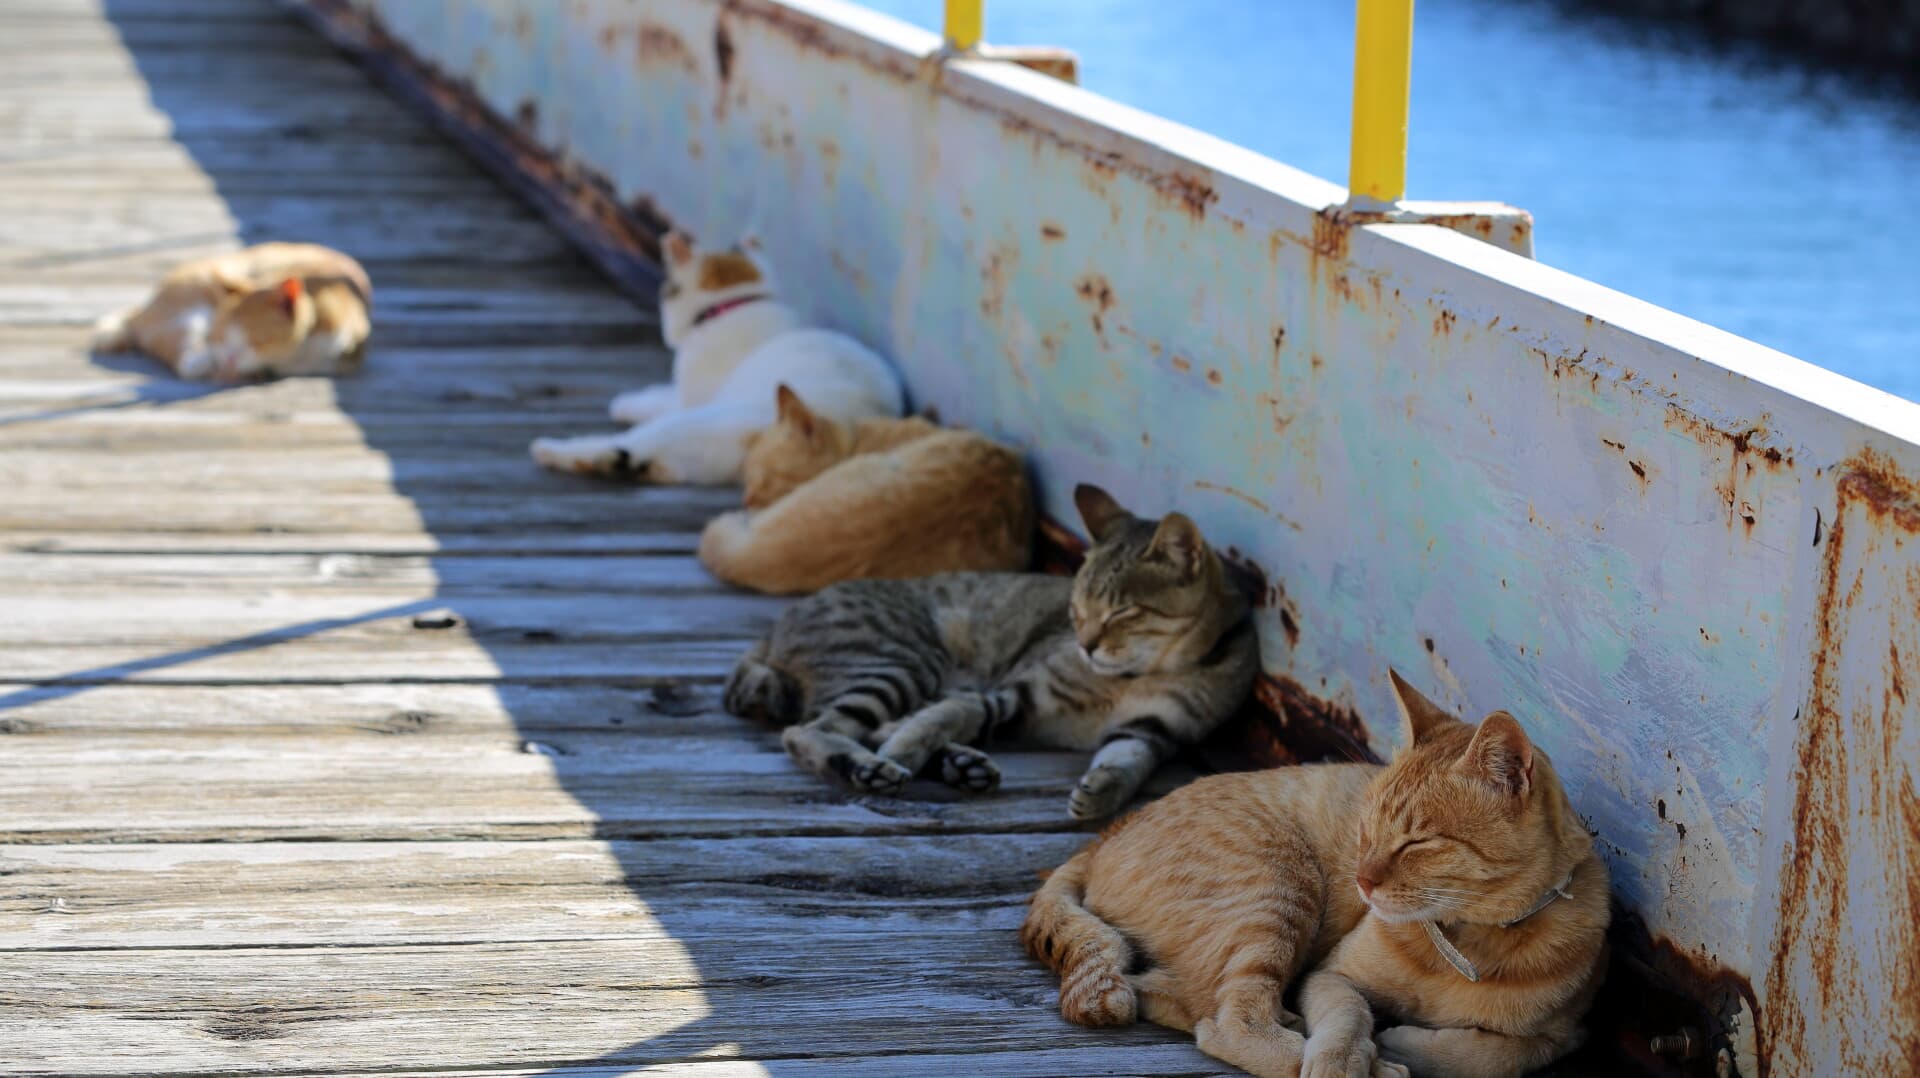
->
[1649,1027,1704,1061]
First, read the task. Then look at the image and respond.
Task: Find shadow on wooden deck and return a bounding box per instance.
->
[0,2,1224,1074]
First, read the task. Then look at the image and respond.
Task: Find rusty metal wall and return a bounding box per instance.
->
[315,0,1920,1071]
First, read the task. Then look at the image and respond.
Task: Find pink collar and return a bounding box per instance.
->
[691,293,770,328]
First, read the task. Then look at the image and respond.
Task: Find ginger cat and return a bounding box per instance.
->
[91,243,371,381]
[530,231,903,484]
[1023,671,1609,1078]
[698,385,1033,594]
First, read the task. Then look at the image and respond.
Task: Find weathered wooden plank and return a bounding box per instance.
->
[0,283,643,327]
[0,682,702,735]
[0,934,1207,1076]
[0,743,1120,843]
[272,1050,1235,1078]
[0,342,656,383]
[0,553,724,594]
[0,834,1088,948]
[4,531,699,555]
[0,485,734,536]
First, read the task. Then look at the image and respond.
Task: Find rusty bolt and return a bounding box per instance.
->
[1649,1027,1704,1061]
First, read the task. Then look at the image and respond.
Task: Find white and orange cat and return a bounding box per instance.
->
[91,243,371,381]
[1024,671,1609,1078]
[698,384,1033,594]
[530,232,903,485]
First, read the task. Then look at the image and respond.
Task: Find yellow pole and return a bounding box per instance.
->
[1348,0,1413,205]
[944,0,983,51]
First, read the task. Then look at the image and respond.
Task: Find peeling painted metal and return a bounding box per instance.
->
[292,0,1920,1072]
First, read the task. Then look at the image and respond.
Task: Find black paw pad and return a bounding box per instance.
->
[940,747,1001,793]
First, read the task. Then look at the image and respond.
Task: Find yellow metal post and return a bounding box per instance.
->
[1348,0,1413,205]
[944,0,984,51]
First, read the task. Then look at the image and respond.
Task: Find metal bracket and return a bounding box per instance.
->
[930,43,1079,84]
[1330,198,1536,259]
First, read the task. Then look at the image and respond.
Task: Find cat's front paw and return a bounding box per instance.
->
[1068,766,1133,820]
[849,756,912,796]
[529,436,654,480]
[1302,1032,1381,1078]
[939,745,1001,793]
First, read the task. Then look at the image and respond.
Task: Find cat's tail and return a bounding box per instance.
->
[89,308,136,354]
[1020,846,1138,1027]
[722,636,801,724]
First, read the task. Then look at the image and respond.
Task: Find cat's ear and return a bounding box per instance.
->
[1455,711,1534,798]
[662,230,695,269]
[1148,513,1206,578]
[1388,669,1457,747]
[1074,484,1130,542]
[917,402,941,425]
[774,383,817,437]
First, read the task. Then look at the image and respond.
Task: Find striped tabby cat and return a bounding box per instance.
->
[724,484,1257,819]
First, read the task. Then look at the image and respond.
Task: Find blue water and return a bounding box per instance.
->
[862,0,1920,402]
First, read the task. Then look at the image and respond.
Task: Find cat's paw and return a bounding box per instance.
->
[1302,1033,1381,1078]
[530,436,654,480]
[1060,961,1136,1027]
[609,385,678,425]
[939,745,1001,793]
[1068,766,1133,820]
[849,756,912,796]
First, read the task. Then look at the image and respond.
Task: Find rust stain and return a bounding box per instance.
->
[1310,209,1352,262]
[636,23,697,71]
[1038,332,1061,367]
[1170,355,1192,374]
[1073,272,1114,340]
[980,246,1010,319]
[714,18,736,83]
[1251,675,1377,764]
[597,25,618,50]
[1192,479,1269,515]
[1158,172,1218,220]
[1205,367,1223,386]
[1433,307,1457,336]
[829,249,869,297]
[1765,449,1920,1076]
[1039,222,1066,241]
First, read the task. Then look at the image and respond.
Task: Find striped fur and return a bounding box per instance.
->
[722,484,1257,818]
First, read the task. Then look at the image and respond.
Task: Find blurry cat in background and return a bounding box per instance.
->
[91,242,371,382]
[531,231,902,485]
[698,385,1033,594]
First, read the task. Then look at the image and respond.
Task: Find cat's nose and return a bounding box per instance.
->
[1076,627,1102,653]
[1355,871,1379,900]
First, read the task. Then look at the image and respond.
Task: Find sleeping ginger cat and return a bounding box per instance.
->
[1023,671,1609,1078]
[698,384,1033,593]
[92,243,371,381]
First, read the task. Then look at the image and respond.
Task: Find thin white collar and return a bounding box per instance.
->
[1420,867,1577,983]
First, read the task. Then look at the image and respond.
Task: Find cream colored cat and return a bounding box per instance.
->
[91,243,371,381]
[698,385,1033,594]
[530,232,903,485]
[1023,672,1609,1078]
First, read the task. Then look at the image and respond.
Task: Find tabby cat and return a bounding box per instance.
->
[1022,672,1609,1078]
[91,242,371,381]
[723,484,1257,819]
[698,384,1034,594]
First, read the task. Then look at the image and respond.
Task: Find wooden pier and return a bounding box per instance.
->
[0,2,1226,1073]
